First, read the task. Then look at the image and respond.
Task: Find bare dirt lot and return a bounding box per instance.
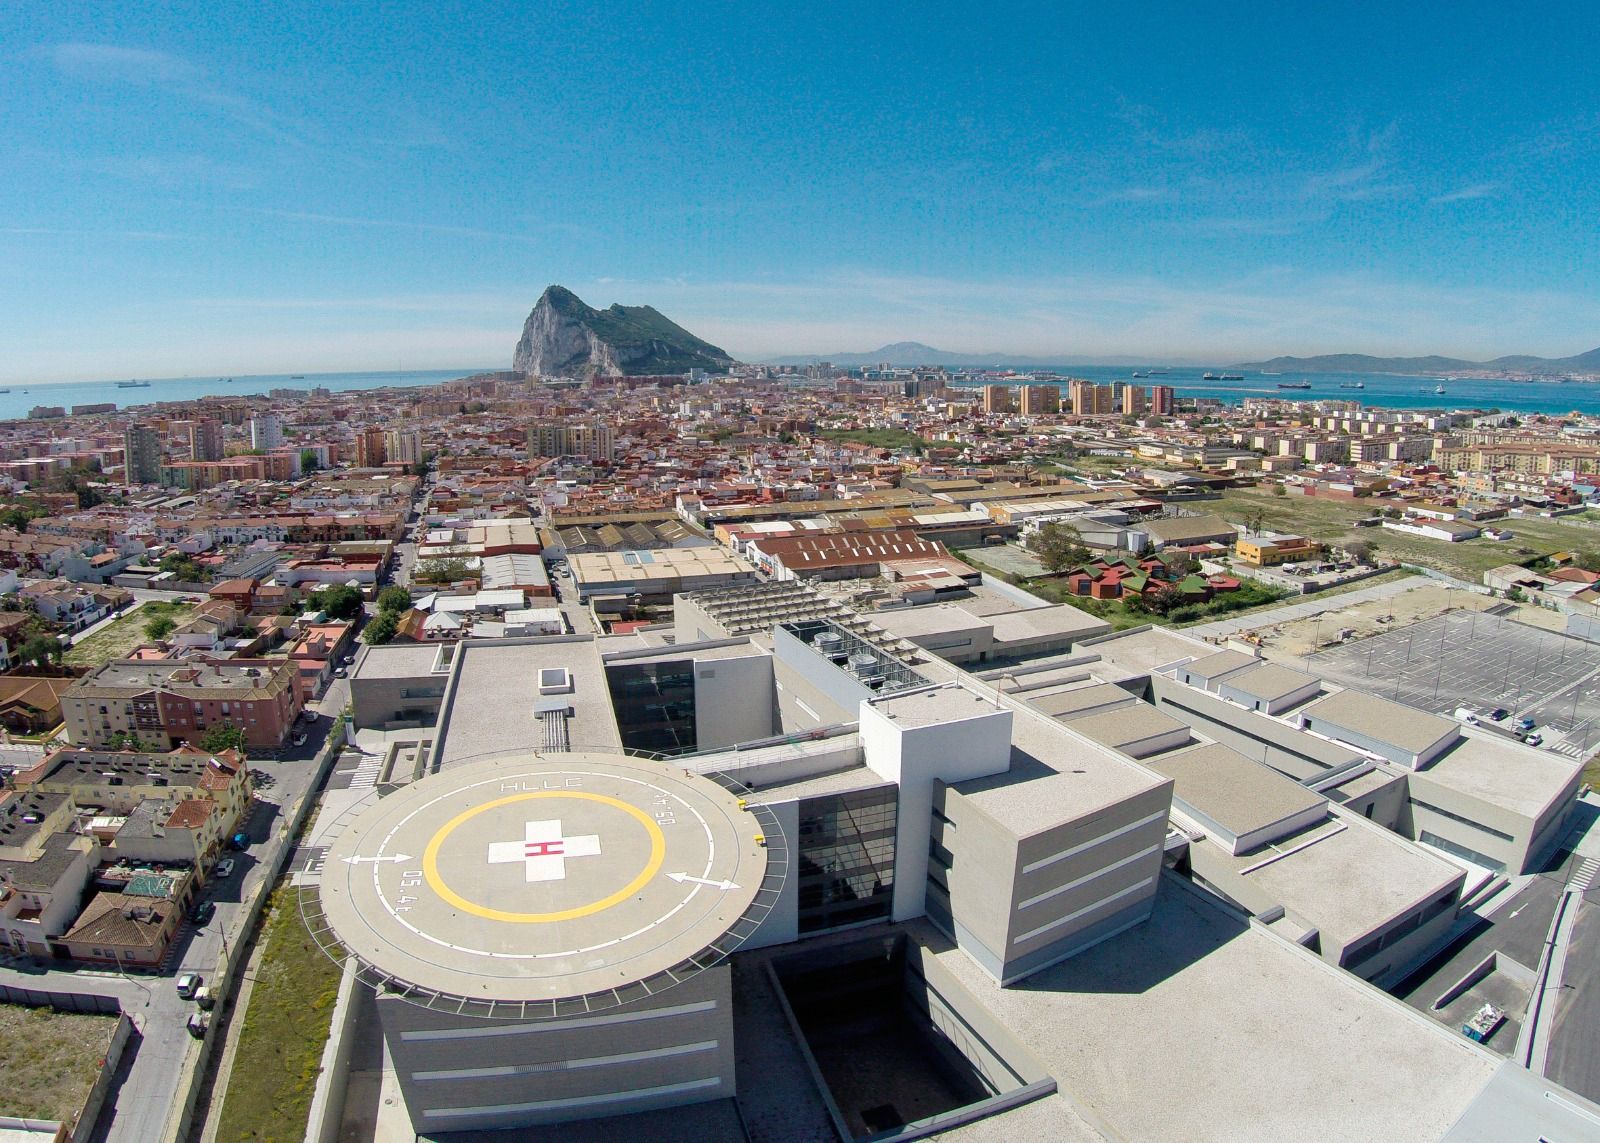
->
[1253,583,1560,659]
[0,1003,118,1123]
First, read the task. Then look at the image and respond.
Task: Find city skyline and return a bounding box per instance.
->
[4,3,1600,381]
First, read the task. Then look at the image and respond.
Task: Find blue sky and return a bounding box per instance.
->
[3,2,1599,381]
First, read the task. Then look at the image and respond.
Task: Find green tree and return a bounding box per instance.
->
[364,611,399,645]
[377,586,411,614]
[158,552,204,582]
[307,584,364,620]
[0,505,43,532]
[1029,521,1093,572]
[16,634,62,668]
[144,615,177,641]
[299,449,320,473]
[198,722,247,754]
[415,558,471,584]
[1575,549,1600,574]
[106,731,155,752]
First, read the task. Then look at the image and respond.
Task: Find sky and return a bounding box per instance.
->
[3,2,1600,382]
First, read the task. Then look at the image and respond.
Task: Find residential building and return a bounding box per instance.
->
[249,413,283,451]
[188,418,225,461]
[62,658,302,750]
[122,424,162,485]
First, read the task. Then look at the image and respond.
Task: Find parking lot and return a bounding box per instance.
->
[1306,610,1600,759]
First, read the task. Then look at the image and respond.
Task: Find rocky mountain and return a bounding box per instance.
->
[512,285,735,378]
[1234,348,1600,375]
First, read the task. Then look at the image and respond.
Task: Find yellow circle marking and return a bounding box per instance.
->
[421,791,665,923]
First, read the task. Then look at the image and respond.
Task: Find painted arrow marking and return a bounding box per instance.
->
[342,853,413,865]
[667,872,740,890]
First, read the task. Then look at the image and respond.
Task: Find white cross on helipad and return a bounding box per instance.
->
[486,819,602,883]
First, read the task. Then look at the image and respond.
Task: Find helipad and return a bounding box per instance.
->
[317,752,771,1012]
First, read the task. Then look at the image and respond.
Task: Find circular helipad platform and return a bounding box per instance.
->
[317,752,770,1013]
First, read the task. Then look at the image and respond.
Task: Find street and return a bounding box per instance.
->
[60,678,352,1143]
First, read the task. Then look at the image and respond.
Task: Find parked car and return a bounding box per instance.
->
[193,985,215,1010]
[1515,716,1537,732]
[228,832,249,850]
[292,733,307,747]
[189,899,216,926]
[186,1012,209,1038]
[214,857,236,878]
[1489,708,1509,721]
[1523,733,1544,747]
[176,972,202,999]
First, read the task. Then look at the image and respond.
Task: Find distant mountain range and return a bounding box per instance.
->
[1233,348,1600,375]
[768,342,1169,368]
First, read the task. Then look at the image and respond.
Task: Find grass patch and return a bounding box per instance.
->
[0,1004,119,1123]
[817,427,930,451]
[1208,489,1600,583]
[1025,577,1287,629]
[213,886,343,1143]
[65,601,194,667]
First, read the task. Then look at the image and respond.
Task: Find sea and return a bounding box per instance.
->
[3,364,1598,422]
[950,365,1600,417]
[0,369,487,423]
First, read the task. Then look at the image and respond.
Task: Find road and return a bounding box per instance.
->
[33,682,353,1143]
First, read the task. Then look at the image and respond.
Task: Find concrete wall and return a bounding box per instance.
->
[692,653,774,750]
[740,799,800,951]
[1151,677,1362,780]
[1404,766,1580,874]
[859,698,1012,924]
[379,966,736,1133]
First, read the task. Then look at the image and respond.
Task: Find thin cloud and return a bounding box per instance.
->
[1430,183,1499,204]
[47,42,309,147]
[0,226,183,241]
[237,207,548,244]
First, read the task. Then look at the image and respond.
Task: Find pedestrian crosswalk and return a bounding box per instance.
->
[348,754,383,790]
[1552,740,1587,759]
[1571,857,1600,895]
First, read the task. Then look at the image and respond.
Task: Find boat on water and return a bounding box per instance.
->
[1219,373,1244,381]
[1148,368,1170,374]
[1277,381,1312,390]
[291,374,306,379]
[1202,372,1220,380]
[0,389,10,394]
[1261,371,1281,376]
[115,380,150,389]
[1131,371,1147,378]
[1435,383,1447,395]
[1339,382,1365,389]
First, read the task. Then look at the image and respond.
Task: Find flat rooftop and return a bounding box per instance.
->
[1417,732,1583,819]
[318,752,769,1013]
[1181,648,1259,682]
[435,638,621,765]
[952,705,1170,835]
[1301,689,1459,755]
[1209,812,1466,951]
[1062,704,1190,755]
[1023,680,1137,720]
[353,642,445,680]
[871,684,999,730]
[1222,661,1321,703]
[1149,742,1325,841]
[988,604,1111,644]
[1082,625,1215,677]
[920,877,1507,1143]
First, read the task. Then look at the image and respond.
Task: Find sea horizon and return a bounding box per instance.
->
[1,362,1596,422]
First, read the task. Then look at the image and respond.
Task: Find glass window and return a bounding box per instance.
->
[796,787,897,934]
[607,660,698,757]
